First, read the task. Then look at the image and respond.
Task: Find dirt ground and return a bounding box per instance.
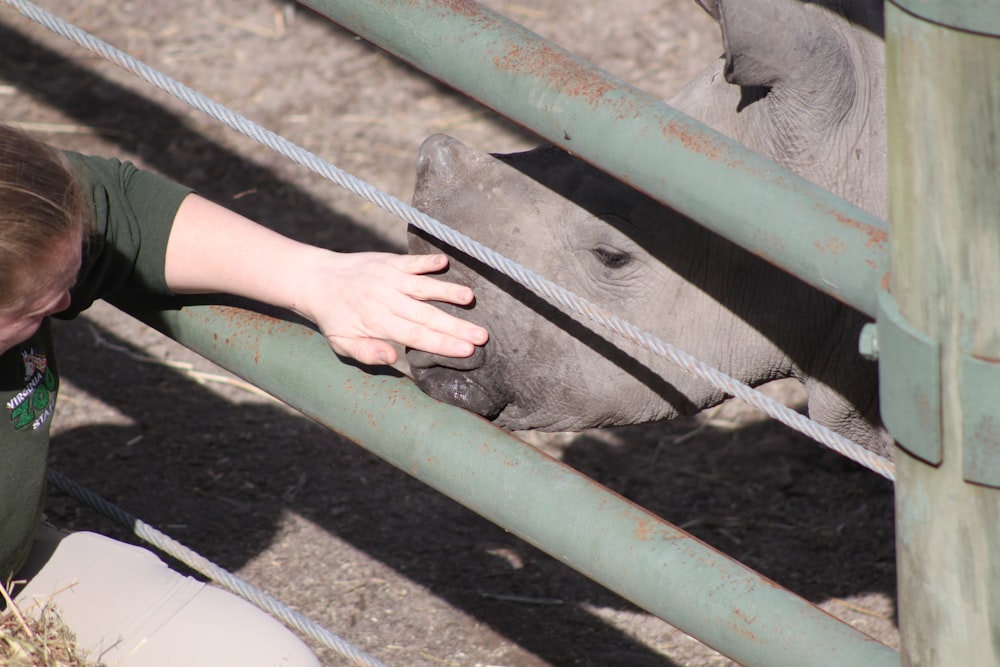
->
[0,1,898,665]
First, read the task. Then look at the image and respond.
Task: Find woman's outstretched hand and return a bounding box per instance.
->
[293,250,488,365]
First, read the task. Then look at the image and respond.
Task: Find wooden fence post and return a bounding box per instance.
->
[885,3,1000,664]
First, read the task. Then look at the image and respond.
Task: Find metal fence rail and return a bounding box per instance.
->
[122,300,898,667]
[297,0,890,320]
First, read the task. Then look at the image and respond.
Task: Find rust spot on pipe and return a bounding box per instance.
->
[428,0,479,17]
[814,204,888,250]
[814,237,847,254]
[492,43,617,107]
[758,231,785,254]
[732,608,759,641]
[664,120,723,160]
[634,519,653,541]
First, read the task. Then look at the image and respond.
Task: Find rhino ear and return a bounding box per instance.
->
[717,0,850,90]
[694,0,719,19]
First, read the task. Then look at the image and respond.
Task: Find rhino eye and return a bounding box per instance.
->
[593,247,631,268]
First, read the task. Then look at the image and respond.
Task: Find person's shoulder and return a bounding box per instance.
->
[59,151,130,184]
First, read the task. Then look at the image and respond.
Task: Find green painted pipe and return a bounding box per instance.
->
[297,0,889,319]
[123,301,897,667]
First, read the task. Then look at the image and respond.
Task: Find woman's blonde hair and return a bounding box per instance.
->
[0,123,87,311]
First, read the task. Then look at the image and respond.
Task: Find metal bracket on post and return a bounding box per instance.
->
[960,354,1000,487]
[892,0,1000,37]
[873,289,942,466]
[870,289,1000,487]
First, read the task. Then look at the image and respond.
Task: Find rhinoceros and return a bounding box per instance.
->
[405,0,893,457]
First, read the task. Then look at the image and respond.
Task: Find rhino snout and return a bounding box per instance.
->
[406,345,510,420]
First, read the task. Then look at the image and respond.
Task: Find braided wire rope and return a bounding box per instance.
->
[46,469,391,667]
[1,0,895,482]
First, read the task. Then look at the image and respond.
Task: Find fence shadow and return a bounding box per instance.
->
[559,420,896,605]
[50,312,694,666]
[49,311,895,666]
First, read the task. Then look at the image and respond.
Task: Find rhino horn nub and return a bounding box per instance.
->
[416,134,464,185]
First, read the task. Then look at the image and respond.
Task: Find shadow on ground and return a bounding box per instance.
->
[49,313,894,666]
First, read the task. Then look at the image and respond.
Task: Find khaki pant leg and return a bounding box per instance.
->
[14,527,320,667]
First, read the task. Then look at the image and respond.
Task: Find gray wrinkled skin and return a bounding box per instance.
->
[406,0,893,458]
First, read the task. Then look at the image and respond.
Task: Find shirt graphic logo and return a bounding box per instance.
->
[22,350,48,380]
[7,348,56,431]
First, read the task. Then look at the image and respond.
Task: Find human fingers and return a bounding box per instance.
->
[326,335,399,366]
[399,274,476,307]
[328,321,478,364]
[391,254,476,305]
[395,252,450,273]
[321,295,486,363]
[395,298,488,349]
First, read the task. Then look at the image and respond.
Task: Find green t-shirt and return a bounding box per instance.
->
[0,154,192,579]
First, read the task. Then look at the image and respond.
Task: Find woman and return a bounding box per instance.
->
[0,122,488,665]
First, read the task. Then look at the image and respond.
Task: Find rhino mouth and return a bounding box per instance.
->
[410,366,509,420]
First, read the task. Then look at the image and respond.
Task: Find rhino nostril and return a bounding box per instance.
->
[406,344,486,372]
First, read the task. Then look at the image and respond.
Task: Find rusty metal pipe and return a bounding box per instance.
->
[123,302,898,667]
[297,0,888,319]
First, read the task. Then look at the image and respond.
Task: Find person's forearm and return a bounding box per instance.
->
[163,194,318,314]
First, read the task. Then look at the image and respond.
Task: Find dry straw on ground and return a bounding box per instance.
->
[0,581,98,667]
